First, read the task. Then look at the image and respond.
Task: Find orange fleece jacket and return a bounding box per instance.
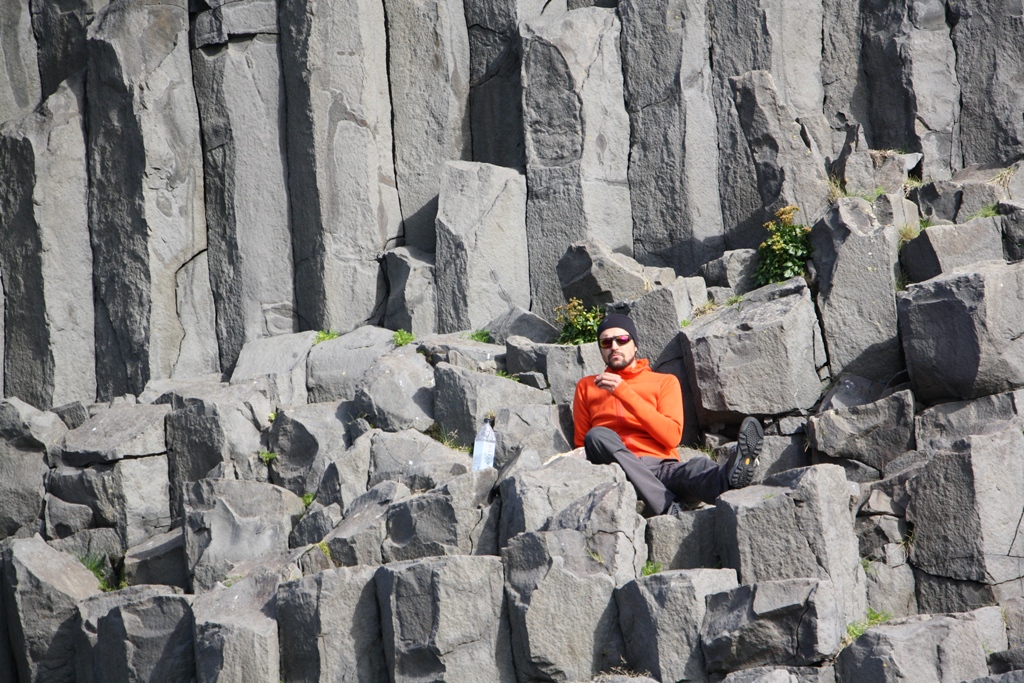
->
[572,358,684,460]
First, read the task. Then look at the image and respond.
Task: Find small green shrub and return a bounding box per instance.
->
[301,493,314,508]
[496,370,519,382]
[844,607,892,645]
[641,560,662,577]
[726,294,744,306]
[258,450,276,464]
[554,297,604,345]
[919,215,934,230]
[316,541,332,562]
[267,411,277,423]
[755,205,812,287]
[392,329,414,347]
[314,330,340,345]
[680,318,691,328]
[469,329,492,343]
[965,203,999,221]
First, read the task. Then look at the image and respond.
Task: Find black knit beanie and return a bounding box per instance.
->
[597,313,638,343]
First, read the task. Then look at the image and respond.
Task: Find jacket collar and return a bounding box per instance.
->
[609,357,649,378]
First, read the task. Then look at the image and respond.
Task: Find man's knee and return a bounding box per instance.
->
[584,427,620,463]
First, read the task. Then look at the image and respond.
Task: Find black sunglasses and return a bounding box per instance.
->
[598,334,632,349]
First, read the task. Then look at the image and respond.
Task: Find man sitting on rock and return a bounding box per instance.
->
[573,313,763,515]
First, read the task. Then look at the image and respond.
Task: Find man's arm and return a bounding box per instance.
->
[572,379,592,448]
[610,376,683,449]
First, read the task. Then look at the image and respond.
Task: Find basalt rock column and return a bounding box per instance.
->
[280,0,402,332]
[0,76,94,409]
[86,0,214,399]
[521,7,633,321]
[385,0,471,252]
[0,0,41,124]
[619,0,724,275]
[192,6,296,373]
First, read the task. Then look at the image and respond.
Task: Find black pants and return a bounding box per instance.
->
[583,427,729,514]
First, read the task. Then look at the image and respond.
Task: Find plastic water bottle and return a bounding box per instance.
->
[472,419,496,471]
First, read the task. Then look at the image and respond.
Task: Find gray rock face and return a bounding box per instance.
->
[76,586,195,683]
[493,403,572,468]
[433,362,552,448]
[277,565,386,683]
[229,331,318,406]
[385,0,470,252]
[192,33,296,373]
[382,247,438,338]
[521,7,633,320]
[86,0,212,399]
[915,390,1024,452]
[901,218,1005,284]
[701,579,843,673]
[485,306,559,346]
[366,429,469,492]
[863,544,918,620]
[0,402,51,539]
[435,161,530,333]
[58,403,170,467]
[619,0,723,275]
[322,480,410,567]
[279,0,401,332]
[183,479,305,592]
[730,70,829,230]
[4,536,101,683]
[607,277,698,363]
[810,198,902,382]
[682,279,825,423]
[191,0,278,47]
[556,238,657,310]
[836,614,989,683]
[808,389,915,472]
[192,570,281,683]
[701,250,759,294]
[897,261,1024,402]
[314,435,373,514]
[907,425,1024,585]
[861,0,961,180]
[503,529,624,681]
[616,569,738,683]
[268,402,349,497]
[0,76,94,410]
[0,0,40,125]
[378,555,515,682]
[306,325,396,403]
[352,347,436,432]
[123,528,188,589]
[646,506,719,571]
[950,0,1024,167]
[716,465,866,627]
[173,251,220,379]
[505,336,604,405]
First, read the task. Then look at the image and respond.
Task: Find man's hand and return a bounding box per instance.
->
[594,372,622,393]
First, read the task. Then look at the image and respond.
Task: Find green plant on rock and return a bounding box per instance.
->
[726,294,744,306]
[301,493,314,508]
[425,423,468,452]
[897,223,921,249]
[258,450,277,465]
[392,329,414,347]
[469,329,492,343]
[843,607,892,647]
[754,205,812,287]
[641,560,662,577]
[554,297,604,345]
[314,329,340,345]
[80,555,113,591]
[965,203,999,221]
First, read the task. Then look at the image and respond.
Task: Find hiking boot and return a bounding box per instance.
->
[728,416,763,489]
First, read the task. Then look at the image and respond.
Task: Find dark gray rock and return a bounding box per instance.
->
[4,536,100,683]
[75,585,195,683]
[86,0,214,399]
[863,544,918,620]
[381,469,499,562]
[619,0,724,275]
[503,529,624,680]
[874,192,921,229]
[378,555,514,682]
[192,33,296,373]
[645,506,719,571]
[913,179,963,223]
[907,425,1024,585]
[898,261,1024,402]
[268,402,350,497]
[716,465,866,626]
[901,219,1005,284]
[521,7,633,320]
[836,614,988,683]
[606,276,699,363]
[702,579,843,673]
[313,433,373,514]
[52,401,90,431]
[681,278,825,423]
[433,362,552,448]
[808,389,915,471]
[367,429,469,492]
[288,502,343,548]
[279,0,401,333]
[0,75,94,410]
[0,0,40,124]
[435,161,530,333]
[229,331,318,406]
[810,198,902,382]
[505,336,603,405]
[557,238,667,310]
[493,403,572,468]
[1002,201,1024,262]
[124,528,188,589]
[352,346,436,432]
[43,494,92,540]
[277,565,386,682]
[192,568,281,683]
[485,306,559,346]
[384,0,470,252]
[183,479,305,592]
[306,325,397,403]
[47,528,123,591]
[720,666,837,683]
[913,569,1001,614]
[321,481,411,567]
[700,250,759,294]
[382,246,437,338]
[58,403,169,467]
[0,399,52,539]
[616,569,738,683]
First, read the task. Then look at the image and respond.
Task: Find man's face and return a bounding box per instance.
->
[598,327,637,371]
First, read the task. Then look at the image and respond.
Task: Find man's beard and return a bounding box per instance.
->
[605,350,635,370]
